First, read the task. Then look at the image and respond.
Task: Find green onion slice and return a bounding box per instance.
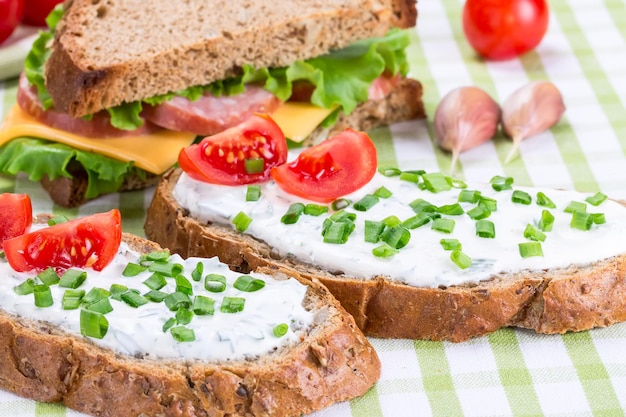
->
[175,308,193,325]
[121,290,149,308]
[478,196,498,212]
[538,209,555,232]
[234,275,265,292]
[458,189,481,203]
[14,278,35,295]
[38,268,60,286]
[58,269,87,289]
[33,284,53,308]
[204,274,227,292]
[592,213,606,224]
[143,272,167,290]
[586,192,608,206]
[467,205,491,220]
[378,166,402,177]
[221,296,246,313]
[364,220,385,243]
[422,172,452,193]
[144,290,169,303]
[281,203,305,224]
[450,250,472,269]
[246,185,262,202]
[331,198,351,211]
[402,212,435,229]
[192,295,215,315]
[164,291,192,311]
[475,219,495,238]
[432,218,455,234]
[244,157,265,174]
[273,323,289,337]
[109,284,129,301]
[409,198,437,214]
[191,262,203,282]
[80,309,109,339]
[62,289,85,310]
[519,242,544,258]
[570,211,593,231]
[170,326,196,342]
[372,243,399,258]
[381,225,411,249]
[175,275,193,296]
[162,317,177,333]
[304,204,329,216]
[374,186,392,199]
[440,239,462,251]
[149,261,183,277]
[564,201,587,213]
[82,287,111,305]
[490,175,514,191]
[47,215,69,226]
[84,297,114,315]
[122,262,148,277]
[536,192,556,208]
[139,251,171,264]
[232,211,253,232]
[353,194,380,211]
[511,190,532,205]
[523,224,547,242]
[437,203,464,215]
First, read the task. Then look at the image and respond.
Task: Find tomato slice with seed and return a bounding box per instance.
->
[0,193,33,245]
[3,209,122,273]
[178,114,288,185]
[270,129,377,203]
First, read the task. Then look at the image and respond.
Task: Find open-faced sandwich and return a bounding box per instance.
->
[145,127,626,342]
[0,0,424,207]
[0,196,379,416]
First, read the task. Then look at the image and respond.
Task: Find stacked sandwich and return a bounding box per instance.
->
[0,0,424,207]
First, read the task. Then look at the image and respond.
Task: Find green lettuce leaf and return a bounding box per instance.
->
[0,138,144,199]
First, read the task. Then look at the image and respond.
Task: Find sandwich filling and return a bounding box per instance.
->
[173,170,626,288]
[0,240,314,361]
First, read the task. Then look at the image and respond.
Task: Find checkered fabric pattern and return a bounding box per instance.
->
[1,0,626,415]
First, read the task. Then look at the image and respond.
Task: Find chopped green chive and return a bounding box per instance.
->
[246,185,262,201]
[244,157,264,174]
[399,171,420,183]
[570,211,593,231]
[175,308,193,325]
[191,262,203,282]
[458,189,481,203]
[204,274,227,292]
[192,295,215,315]
[564,201,587,213]
[14,278,35,295]
[475,219,495,238]
[592,213,606,224]
[234,275,265,292]
[122,262,148,277]
[478,196,498,212]
[144,290,169,302]
[33,284,53,308]
[432,218,455,234]
[273,323,289,337]
[38,268,60,286]
[80,310,109,339]
[440,239,462,251]
[490,175,514,191]
[164,291,192,311]
[538,209,555,232]
[47,215,69,226]
[450,178,467,189]
[322,221,353,244]
[523,224,546,242]
[409,198,437,213]
[422,172,452,193]
[170,326,195,342]
[143,272,167,290]
[519,242,544,258]
[331,198,351,211]
[82,287,110,305]
[140,251,171,263]
[232,211,253,232]
[378,166,402,177]
[148,261,183,277]
[62,289,85,310]
[304,204,329,216]
[121,290,149,308]
[372,243,399,258]
[586,192,608,206]
[84,297,113,315]
[381,225,411,249]
[467,205,491,220]
[536,192,556,208]
[175,275,193,296]
[364,220,385,243]
[512,190,532,205]
[381,215,402,227]
[109,284,128,301]
[353,194,380,211]
[221,296,246,313]
[450,250,472,269]
[437,203,464,215]
[58,269,87,289]
[162,317,177,332]
[281,203,305,224]
[374,186,392,199]
[402,212,436,229]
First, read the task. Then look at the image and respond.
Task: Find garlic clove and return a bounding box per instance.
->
[434,86,501,174]
[502,81,566,163]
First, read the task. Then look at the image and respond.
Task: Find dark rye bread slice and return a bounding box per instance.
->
[0,218,380,417]
[145,168,626,342]
[39,78,425,208]
[46,0,418,117]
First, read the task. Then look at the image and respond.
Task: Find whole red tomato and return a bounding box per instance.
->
[463,0,549,60]
[0,0,24,44]
[22,0,63,27]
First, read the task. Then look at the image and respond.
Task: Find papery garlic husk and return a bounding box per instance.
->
[502,81,566,163]
[434,86,501,173]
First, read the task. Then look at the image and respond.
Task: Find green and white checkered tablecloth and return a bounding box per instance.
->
[1,0,626,415]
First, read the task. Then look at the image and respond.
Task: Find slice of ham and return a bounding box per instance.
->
[141,86,282,136]
[17,73,162,139]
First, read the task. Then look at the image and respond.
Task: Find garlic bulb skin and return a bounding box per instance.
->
[434,86,501,173]
[502,81,566,163]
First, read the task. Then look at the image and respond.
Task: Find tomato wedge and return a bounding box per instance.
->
[0,193,33,244]
[3,209,122,273]
[271,129,377,203]
[178,114,288,185]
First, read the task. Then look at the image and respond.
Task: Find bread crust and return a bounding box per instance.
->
[45,0,419,117]
[0,223,380,416]
[145,169,626,342]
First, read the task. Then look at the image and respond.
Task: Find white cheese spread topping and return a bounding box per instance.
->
[173,171,626,288]
[0,244,313,361]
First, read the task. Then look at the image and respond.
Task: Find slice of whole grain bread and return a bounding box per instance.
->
[39,78,425,207]
[145,169,626,342]
[0,217,380,417]
[45,0,418,117]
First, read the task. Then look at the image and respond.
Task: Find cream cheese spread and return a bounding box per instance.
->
[173,171,626,288]
[0,243,313,361]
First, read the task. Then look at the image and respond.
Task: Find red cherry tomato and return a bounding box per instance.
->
[3,209,122,273]
[462,0,549,60]
[22,0,63,27]
[271,129,377,203]
[0,193,32,244]
[178,114,288,185]
[0,0,24,44]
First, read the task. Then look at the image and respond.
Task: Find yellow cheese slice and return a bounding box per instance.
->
[271,102,336,143]
[0,105,196,174]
